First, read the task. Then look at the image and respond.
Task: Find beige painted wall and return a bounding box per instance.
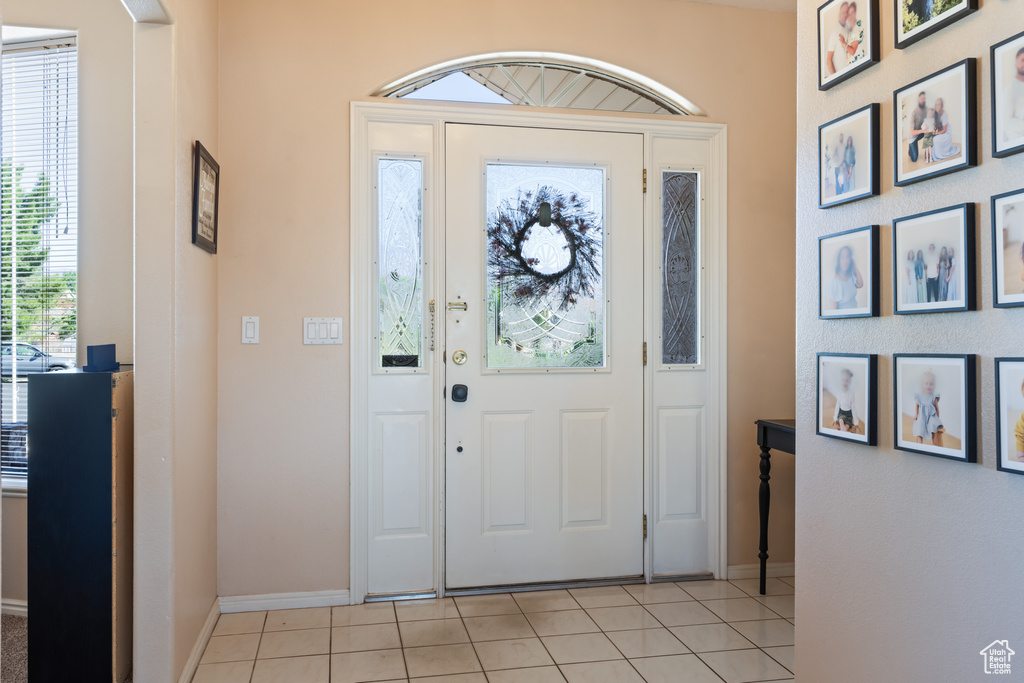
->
[796,2,1024,681]
[217,0,796,597]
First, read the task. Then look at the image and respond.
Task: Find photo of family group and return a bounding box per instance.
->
[894,60,974,186]
[993,188,1024,308]
[996,358,1024,476]
[894,204,973,314]
[992,30,1024,158]
[895,354,975,462]
[819,226,877,318]
[896,0,977,49]
[817,354,876,445]
[819,104,879,207]
[818,0,877,89]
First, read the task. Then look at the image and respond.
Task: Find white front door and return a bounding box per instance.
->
[444,124,645,588]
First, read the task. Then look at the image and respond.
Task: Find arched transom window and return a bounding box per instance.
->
[377,52,704,116]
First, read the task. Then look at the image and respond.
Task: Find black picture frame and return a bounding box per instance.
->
[192,140,220,254]
[893,59,977,187]
[817,0,880,91]
[894,0,977,50]
[893,203,975,315]
[992,187,1024,308]
[817,353,878,446]
[991,30,1024,159]
[893,353,976,463]
[818,225,880,319]
[995,358,1024,476]
[818,103,880,209]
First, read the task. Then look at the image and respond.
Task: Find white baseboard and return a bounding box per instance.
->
[2,599,28,617]
[727,562,795,580]
[177,599,220,683]
[219,589,351,614]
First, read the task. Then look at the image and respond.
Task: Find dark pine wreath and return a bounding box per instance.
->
[487,186,601,312]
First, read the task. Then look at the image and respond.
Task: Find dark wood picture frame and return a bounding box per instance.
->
[991,30,1024,159]
[819,225,880,319]
[893,203,975,315]
[992,187,1024,309]
[192,140,220,254]
[818,103,880,209]
[893,353,976,463]
[816,353,878,446]
[893,59,977,187]
[817,0,880,91]
[894,0,977,50]
[995,358,1024,476]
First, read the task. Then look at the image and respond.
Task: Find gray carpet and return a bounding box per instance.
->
[1,615,27,683]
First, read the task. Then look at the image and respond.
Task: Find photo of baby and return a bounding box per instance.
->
[895,355,974,461]
[996,359,1024,475]
[992,189,1024,307]
[819,226,875,317]
[817,354,875,445]
[894,205,972,314]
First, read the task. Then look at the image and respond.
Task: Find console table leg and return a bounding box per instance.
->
[758,445,771,596]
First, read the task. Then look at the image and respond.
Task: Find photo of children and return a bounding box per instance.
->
[992,30,1024,157]
[996,359,1024,475]
[819,228,872,317]
[818,354,873,444]
[820,106,874,205]
[819,0,873,88]
[993,189,1024,307]
[896,65,967,184]
[896,356,970,460]
[894,206,969,313]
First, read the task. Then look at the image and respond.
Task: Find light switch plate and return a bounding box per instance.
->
[241,316,259,344]
[303,317,343,345]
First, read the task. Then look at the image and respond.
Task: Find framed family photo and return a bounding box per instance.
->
[991,30,1024,158]
[192,140,220,254]
[894,354,976,463]
[893,203,975,315]
[992,188,1024,308]
[817,353,877,446]
[819,225,879,318]
[819,103,880,208]
[995,358,1024,476]
[895,0,977,50]
[893,59,977,187]
[818,0,879,90]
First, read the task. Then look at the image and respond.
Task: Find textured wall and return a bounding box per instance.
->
[795,2,1024,681]
[217,0,797,597]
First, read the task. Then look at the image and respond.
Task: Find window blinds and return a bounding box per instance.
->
[1,38,78,478]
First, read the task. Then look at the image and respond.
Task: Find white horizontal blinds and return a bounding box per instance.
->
[1,39,79,477]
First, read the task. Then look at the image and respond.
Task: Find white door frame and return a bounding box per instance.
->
[350,100,728,604]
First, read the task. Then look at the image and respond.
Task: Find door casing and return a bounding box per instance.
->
[350,100,728,604]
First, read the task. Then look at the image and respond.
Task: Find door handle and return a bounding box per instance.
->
[451,384,469,402]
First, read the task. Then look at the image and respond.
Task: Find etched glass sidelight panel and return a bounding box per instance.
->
[378,158,424,368]
[485,164,606,369]
[662,171,699,366]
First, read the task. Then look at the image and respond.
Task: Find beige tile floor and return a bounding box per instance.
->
[192,577,795,683]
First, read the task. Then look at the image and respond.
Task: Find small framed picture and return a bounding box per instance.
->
[894,354,976,462]
[819,225,879,318]
[992,188,1024,308]
[895,0,977,50]
[819,103,880,208]
[818,0,879,90]
[991,30,1024,159]
[192,140,220,254]
[995,358,1024,476]
[893,203,975,315]
[893,59,977,187]
[817,353,877,446]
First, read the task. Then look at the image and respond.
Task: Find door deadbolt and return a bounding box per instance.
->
[452,350,468,365]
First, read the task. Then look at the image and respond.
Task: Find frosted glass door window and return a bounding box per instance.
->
[485,164,606,369]
[662,171,699,366]
[378,158,424,368]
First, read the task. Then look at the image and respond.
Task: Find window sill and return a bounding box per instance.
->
[2,478,27,497]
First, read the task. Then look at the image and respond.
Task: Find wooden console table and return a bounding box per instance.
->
[754,419,795,596]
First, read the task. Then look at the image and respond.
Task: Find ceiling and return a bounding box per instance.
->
[682,0,797,12]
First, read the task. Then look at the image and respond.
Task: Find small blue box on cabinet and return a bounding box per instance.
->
[83,344,119,372]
